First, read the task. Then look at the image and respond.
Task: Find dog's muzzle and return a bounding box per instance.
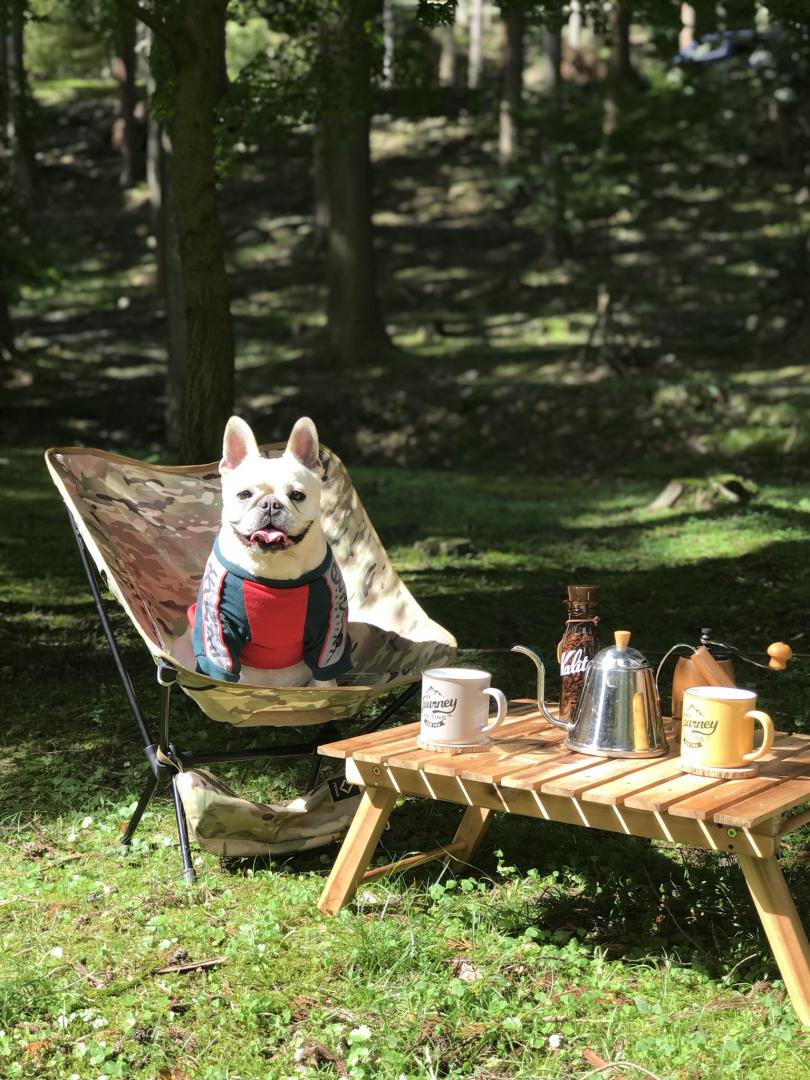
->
[234,522,311,551]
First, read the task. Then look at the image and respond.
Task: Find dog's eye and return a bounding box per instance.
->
[237,489,253,501]
[289,490,306,503]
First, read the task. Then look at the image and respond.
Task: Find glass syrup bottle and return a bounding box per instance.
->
[558,585,600,723]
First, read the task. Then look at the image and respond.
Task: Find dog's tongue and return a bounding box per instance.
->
[251,528,289,547]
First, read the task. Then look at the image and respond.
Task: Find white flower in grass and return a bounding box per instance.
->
[67,833,77,843]
[81,816,93,829]
[49,946,63,959]
[349,1025,372,1041]
[548,1032,563,1050]
[158,939,171,950]
[92,1017,107,1029]
[56,1014,69,1029]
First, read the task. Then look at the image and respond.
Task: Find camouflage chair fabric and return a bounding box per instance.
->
[175,771,363,857]
[46,444,456,727]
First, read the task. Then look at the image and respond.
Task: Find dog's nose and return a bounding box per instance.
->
[259,496,283,513]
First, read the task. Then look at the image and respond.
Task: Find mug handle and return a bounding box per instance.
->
[743,710,775,762]
[482,687,508,735]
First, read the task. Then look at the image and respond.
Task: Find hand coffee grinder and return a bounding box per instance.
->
[659,628,794,724]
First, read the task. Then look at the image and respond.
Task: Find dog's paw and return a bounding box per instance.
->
[311,678,337,689]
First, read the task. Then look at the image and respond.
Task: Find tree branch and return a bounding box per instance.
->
[117,0,173,46]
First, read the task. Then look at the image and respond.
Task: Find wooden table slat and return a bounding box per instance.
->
[713,774,810,829]
[623,771,726,813]
[363,714,557,771]
[428,728,568,781]
[540,750,678,799]
[582,753,688,805]
[319,721,420,759]
[348,707,547,765]
[500,751,606,790]
[667,741,810,820]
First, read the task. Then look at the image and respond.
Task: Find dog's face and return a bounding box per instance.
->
[218,416,325,576]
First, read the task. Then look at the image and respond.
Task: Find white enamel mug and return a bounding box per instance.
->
[418,667,508,749]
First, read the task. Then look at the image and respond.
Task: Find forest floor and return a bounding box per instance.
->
[2,57,810,1079]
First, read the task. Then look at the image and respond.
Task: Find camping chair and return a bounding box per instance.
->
[45,443,456,880]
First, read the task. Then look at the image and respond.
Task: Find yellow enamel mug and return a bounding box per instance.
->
[680,686,774,770]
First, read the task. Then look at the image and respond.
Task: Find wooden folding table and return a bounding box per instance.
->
[317,702,810,1024]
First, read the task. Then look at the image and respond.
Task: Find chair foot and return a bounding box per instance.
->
[171,774,196,884]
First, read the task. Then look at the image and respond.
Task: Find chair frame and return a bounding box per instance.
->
[67,511,419,882]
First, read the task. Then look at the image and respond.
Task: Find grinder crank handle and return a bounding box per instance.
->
[767,642,793,671]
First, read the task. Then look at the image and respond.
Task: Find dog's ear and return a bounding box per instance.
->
[285,417,321,474]
[220,416,259,474]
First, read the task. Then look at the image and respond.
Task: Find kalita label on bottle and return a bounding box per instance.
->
[560,648,590,676]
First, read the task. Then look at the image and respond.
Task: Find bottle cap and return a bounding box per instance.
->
[567,585,600,605]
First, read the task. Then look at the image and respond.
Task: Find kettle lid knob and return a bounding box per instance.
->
[614,630,632,651]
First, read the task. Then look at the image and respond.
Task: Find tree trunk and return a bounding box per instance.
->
[381,0,395,88]
[498,10,524,167]
[0,18,8,137]
[160,129,189,443]
[320,1,389,366]
[0,291,15,362]
[610,0,633,82]
[438,23,457,87]
[602,0,634,138]
[548,25,562,99]
[467,0,483,89]
[568,0,582,50]
[143,27,188,443]
[323,109,388,365]
[4,1,34,202]
[312,119,330,249]
[145,44,162,234]
[166,0,233,462]
[113,3,141,188]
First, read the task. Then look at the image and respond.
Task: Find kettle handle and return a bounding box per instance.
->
[511,645,573,731]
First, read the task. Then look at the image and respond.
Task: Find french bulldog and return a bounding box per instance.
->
[188,416,352,688]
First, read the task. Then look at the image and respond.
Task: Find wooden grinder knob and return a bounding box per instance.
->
[614,630,632,650]
[768,642,793,670]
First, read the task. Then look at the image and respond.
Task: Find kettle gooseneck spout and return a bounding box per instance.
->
[510,645,573,731]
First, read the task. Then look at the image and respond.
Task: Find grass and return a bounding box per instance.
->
[2,48,810,1080]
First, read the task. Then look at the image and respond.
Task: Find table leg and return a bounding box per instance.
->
[737,854,810,1025]
[446,806,493,870]
[318,786,398,916]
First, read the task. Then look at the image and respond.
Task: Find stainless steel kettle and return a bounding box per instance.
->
[513,630,668,758]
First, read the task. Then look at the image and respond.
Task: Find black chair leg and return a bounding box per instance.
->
[120,770,161,845]
[305,752,324,794]
[171,773,196,883]
[305,722,339,793]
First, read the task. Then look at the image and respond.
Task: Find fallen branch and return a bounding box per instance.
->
[152,956,227,975]
[581,1061,665,1080]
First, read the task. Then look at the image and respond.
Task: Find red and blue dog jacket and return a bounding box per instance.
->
[188,540,352,683]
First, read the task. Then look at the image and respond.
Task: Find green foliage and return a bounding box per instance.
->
[25,0,128,81]
[218,32,317,162]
